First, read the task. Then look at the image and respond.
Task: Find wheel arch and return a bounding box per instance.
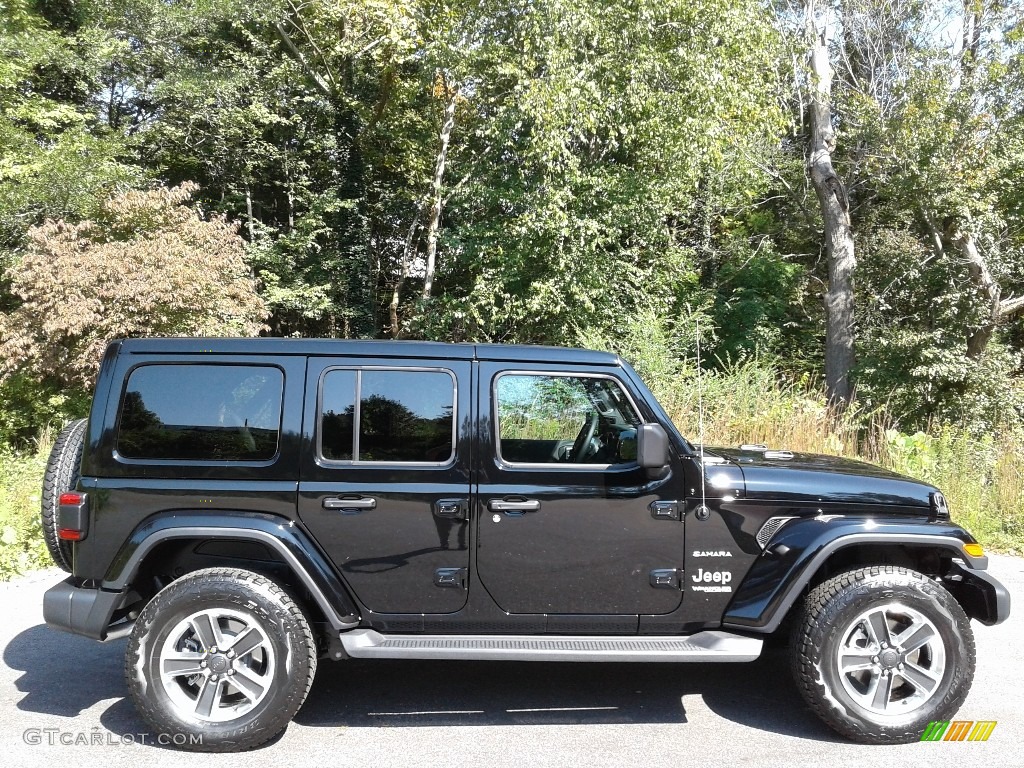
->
[723,516,1005,633]
[105,511,361,633]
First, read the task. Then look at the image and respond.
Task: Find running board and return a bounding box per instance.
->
[337,629,762,662]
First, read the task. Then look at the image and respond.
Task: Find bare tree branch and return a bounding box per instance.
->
[273,22,333,100]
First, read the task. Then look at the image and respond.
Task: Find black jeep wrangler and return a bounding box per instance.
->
[41,338,1009,750]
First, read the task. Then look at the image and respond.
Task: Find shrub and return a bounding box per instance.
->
[0,183,268,390]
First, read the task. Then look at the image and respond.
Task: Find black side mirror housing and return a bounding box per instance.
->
[637,423,669,469]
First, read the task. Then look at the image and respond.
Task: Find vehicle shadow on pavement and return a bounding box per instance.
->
[293,648,843,742]
[6,623,232,750]
[5,625,128,717]
[7,623,840,745]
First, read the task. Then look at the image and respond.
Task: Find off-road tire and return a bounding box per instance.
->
[125,568,318,752]
[791,565,975,744]
[40,418,87,572]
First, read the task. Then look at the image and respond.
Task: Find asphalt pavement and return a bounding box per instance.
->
[2,555,1022,768]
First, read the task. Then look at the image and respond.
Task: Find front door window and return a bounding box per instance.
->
[495,373,641,466]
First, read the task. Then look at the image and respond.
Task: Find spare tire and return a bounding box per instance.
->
[40,418,87,572]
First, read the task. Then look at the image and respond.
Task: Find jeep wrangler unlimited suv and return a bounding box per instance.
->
[41,338,1009,750]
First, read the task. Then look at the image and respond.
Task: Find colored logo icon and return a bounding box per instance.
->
[921,721,997,742]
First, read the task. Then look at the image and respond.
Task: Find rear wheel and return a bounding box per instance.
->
[125,568,317,751]
[791,565,975,743]
[40,418,87,572]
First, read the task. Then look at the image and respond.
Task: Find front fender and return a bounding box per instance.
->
[104,511,361,630]
[722,516,996,632]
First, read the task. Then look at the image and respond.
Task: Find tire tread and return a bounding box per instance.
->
[40,418,87,572]
[124,567,317,752]
[790,564,975,744]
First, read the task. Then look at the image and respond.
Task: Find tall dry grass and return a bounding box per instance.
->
[655,363,1023,554]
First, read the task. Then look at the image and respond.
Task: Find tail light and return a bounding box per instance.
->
[58,492,89,541]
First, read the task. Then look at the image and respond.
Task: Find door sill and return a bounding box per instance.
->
[337,629,761,662]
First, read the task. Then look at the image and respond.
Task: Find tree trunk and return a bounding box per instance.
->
[273,23,333,100]
[389,269,407,338]
[244,182,255,241]
[807,5,856,406]
[285,154,295,231]
[390,213,421,337]
[942,220,1024,358]
[421,83,459,302]
[945,223,998,357]
[962,0,982,73]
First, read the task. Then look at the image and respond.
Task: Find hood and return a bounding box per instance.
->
[703,446,937,509]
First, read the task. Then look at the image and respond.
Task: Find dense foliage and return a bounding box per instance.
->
[0,0,1022,445]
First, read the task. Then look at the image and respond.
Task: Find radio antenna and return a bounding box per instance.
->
[695,312,707,508]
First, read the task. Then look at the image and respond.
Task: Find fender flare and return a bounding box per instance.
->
[722,517,994,632]
[104,511,361,630]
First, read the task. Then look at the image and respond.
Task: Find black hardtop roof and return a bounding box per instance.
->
[115,337,622,366]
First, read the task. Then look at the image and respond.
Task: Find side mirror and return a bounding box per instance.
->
[637,423,669,469]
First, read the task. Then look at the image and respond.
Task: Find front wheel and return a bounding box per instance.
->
[791,565,975,744]
[125,568,318,751]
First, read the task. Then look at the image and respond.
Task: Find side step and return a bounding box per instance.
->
[338,629,762,662]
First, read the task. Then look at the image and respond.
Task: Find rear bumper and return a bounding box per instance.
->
[43,578,132,641]
[947,563,1011,626]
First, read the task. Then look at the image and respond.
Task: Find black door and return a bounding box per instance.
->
[298,357,472,614]
[475,364,685,616]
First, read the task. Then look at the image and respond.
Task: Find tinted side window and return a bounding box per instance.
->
[321,370,356,461]
[319,369,455,464]
[117,365,283,461]
[495,374,641,465]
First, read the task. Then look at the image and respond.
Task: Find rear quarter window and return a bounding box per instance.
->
[116,364,284,462]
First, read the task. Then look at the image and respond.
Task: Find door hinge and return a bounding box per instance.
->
[649,500,680,521]
[434,567,467,589]
[649,568,683,590]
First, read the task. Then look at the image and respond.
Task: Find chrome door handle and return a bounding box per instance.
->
[323,496,377,512]
[488,499,541,513]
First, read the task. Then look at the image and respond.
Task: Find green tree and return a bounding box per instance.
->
[0,0,140,253]
[759,0,1024,428]
[419,0,787,345]
[837,0,1024,427]
[81,0,787,346]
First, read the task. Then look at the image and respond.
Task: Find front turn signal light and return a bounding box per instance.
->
[964,543,984,558]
